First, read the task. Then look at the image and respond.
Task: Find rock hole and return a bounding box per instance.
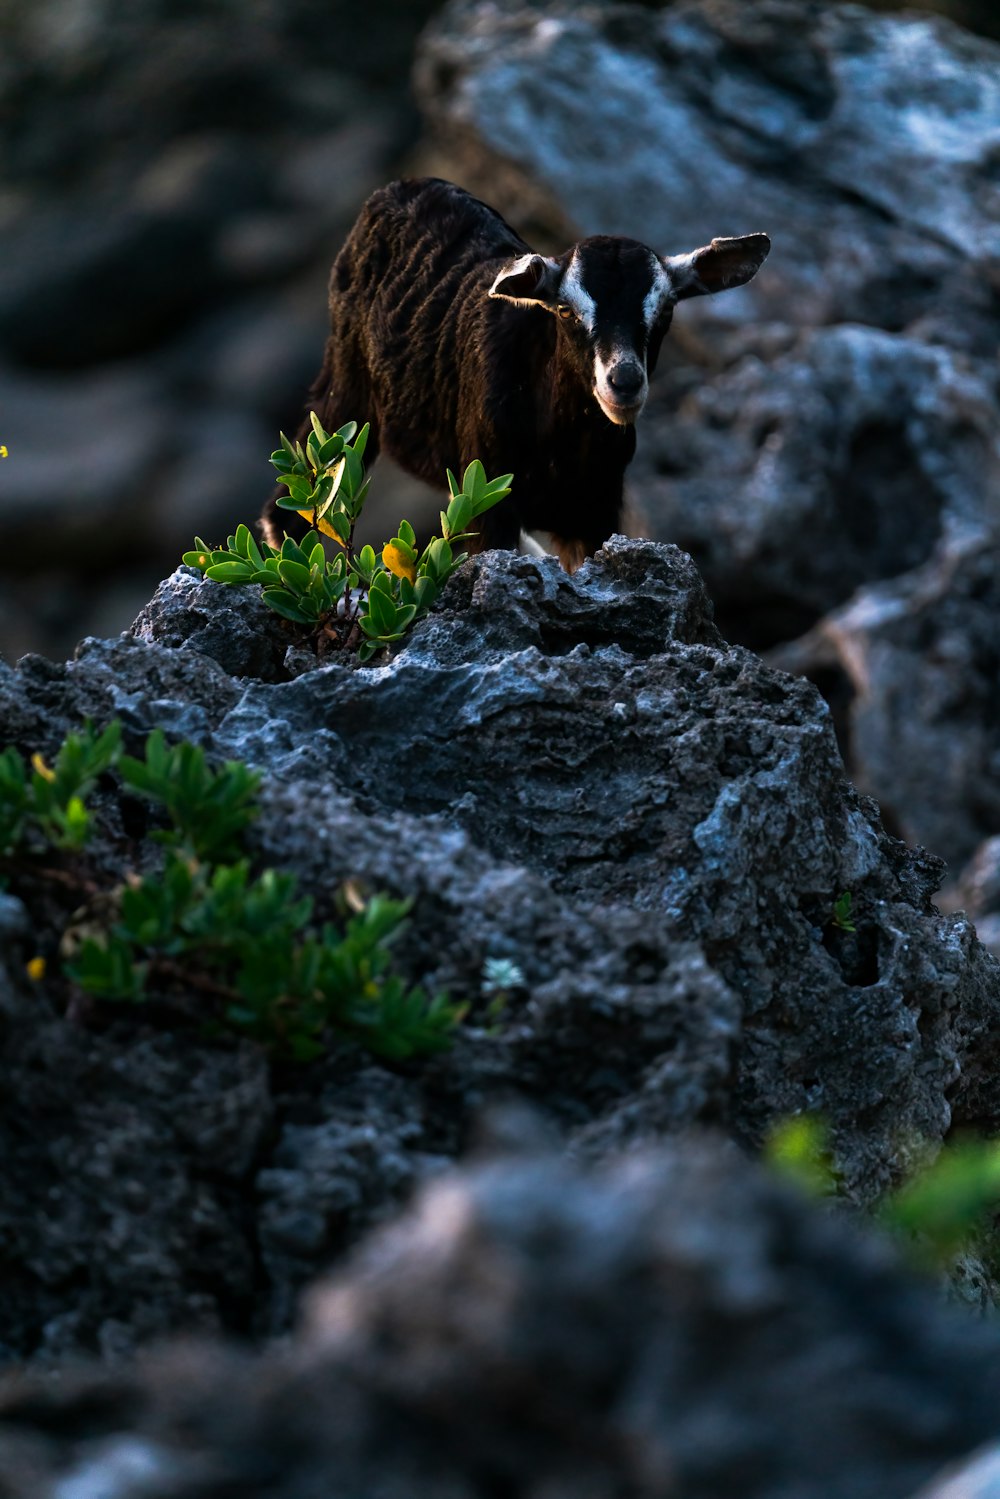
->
[821,922,880,989]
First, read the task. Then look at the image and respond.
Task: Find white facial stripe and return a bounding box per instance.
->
[643,254,673,329]
[559,250,597,333]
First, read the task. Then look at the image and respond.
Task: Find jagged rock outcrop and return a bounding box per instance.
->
[3,1133,1000,1499]
[1,542,999,1361]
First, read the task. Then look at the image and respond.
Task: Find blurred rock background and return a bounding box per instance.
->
[1,0,998,925]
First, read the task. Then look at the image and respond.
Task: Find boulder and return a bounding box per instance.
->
[2,541,999,1360]
[3,1135,1000,1498]
[771,541,1000,871]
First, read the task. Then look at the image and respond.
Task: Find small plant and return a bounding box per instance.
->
[479,956,526,1029]
[830,890,857,933]
[481,957,526,996]
[66,853,462,1061]
[0,720,121,857]
[184,417,513,661]
[118,729,261,861]
[1,722,464,1063]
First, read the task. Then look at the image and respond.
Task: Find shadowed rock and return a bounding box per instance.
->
[1,541,998,1361]
[3,1136,1000,1497]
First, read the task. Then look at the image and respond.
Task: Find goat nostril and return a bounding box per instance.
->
[608,367,643,396]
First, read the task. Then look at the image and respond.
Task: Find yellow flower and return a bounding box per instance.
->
[0,445,8,458]
[31,752,56,783]
[382,541,417,584]
[26,956,46,982]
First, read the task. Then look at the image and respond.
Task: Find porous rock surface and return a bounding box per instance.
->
[4,1135,1000,1499]
[415,0,1000,876]
[2,541,1000,1366]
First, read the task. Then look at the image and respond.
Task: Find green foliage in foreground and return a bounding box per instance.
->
[767,1116,1000,1274]
[1,723,463,1062]
[184,417,512,661]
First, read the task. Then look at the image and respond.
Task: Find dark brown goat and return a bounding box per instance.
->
[261,178,769,569]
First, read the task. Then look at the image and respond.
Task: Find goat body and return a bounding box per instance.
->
[262,178,769,569]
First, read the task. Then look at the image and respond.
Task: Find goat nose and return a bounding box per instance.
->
[608,363,644,397]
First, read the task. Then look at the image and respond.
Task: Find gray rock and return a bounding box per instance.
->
[4,1137,1000,1498]
[1,542,998,1338]
[634,325,1000,640]
[0,1022,272,1364]
[0,362,171,532]
[911,1447,1000,1499]
[771,541,1000,871]
[417,0,1000,341]
[955,837,1000,958]
[131,565,293,682]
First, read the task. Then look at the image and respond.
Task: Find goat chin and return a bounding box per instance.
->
[594,391,645,426]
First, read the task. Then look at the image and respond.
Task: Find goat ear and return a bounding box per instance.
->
[489,253,561,307]
[664,234,770,300]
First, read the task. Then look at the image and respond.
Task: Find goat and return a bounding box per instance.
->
[261,178,769,569]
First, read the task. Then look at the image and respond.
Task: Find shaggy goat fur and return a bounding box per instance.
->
[262,178,769,569]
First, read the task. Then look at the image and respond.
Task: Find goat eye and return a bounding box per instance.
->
[557,304,575,321]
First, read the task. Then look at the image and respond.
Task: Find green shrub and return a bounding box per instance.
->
[0,720,121,855]
[119,729,261,860]
[1,723,463,1062]
[184,417,513,661]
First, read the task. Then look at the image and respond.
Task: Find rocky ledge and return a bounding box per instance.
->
[2,540,1000,1492]
[1,539,999,1369]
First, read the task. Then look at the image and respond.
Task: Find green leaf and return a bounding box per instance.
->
[443,494,473,536]
[462,460,487,504]
[358,615,389,640]
[277,558,312,593]
[261,589,315,623]
[412,576,438,612]
[365,586,397,635]
[183,539,213,571]
[329,509,351,544]
[281,474,313,504]
[205,561,256,584]
[353,422,371,463]
[476,474,514,514]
